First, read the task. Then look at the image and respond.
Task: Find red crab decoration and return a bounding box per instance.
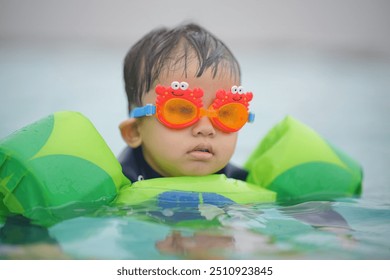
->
[212,85,253,110]
[155,81,204,108]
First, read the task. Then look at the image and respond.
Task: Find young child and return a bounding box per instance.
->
[119,23,254,182]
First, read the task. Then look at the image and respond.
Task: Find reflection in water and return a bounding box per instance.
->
[156,231,235,259]
[0,216,69,259]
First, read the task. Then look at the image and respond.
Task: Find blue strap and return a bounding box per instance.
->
[248,112,255,123]
[130,104,156,118]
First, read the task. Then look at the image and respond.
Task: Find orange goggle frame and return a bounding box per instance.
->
[130,82,255,133]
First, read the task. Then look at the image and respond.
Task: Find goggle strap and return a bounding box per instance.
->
[248,112,255,123]
[130,104,156,118]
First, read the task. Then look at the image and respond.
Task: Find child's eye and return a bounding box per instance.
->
[178,104,194,115]
[180,82,189,90]
[171,81,180,90]
[231,85,238,93]
[238,86,245,93]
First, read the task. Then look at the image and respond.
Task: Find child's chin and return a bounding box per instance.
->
[179,167,221,177]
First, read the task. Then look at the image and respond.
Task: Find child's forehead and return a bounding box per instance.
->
[155,62,240,91]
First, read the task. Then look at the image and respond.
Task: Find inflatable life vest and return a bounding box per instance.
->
[0,111,362,226]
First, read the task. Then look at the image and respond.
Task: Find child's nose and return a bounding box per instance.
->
[191,116,216,137]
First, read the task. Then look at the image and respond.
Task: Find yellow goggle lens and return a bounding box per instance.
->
[162,98,198,125]
[216,103,248,130]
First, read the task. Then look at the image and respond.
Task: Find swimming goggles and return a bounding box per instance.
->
[130,81,255,133]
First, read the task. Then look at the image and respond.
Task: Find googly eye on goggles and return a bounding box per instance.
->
[130,81,255,133]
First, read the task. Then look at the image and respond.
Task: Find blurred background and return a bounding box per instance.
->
[0,0,389,200]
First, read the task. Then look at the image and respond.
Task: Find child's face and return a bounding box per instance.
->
[137,61,240,177]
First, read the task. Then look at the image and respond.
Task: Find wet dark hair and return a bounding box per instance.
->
[123,23,241,112]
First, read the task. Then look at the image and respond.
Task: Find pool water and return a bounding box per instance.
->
[1,197,389,259]
[1,44,389,259]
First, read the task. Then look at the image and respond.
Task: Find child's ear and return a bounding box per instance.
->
[119,118,142,148]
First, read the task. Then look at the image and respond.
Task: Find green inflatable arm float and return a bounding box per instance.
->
[245,116,362,204]
[0,111,130,226]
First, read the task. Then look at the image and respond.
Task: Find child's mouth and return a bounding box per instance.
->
[188,145,214,160]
